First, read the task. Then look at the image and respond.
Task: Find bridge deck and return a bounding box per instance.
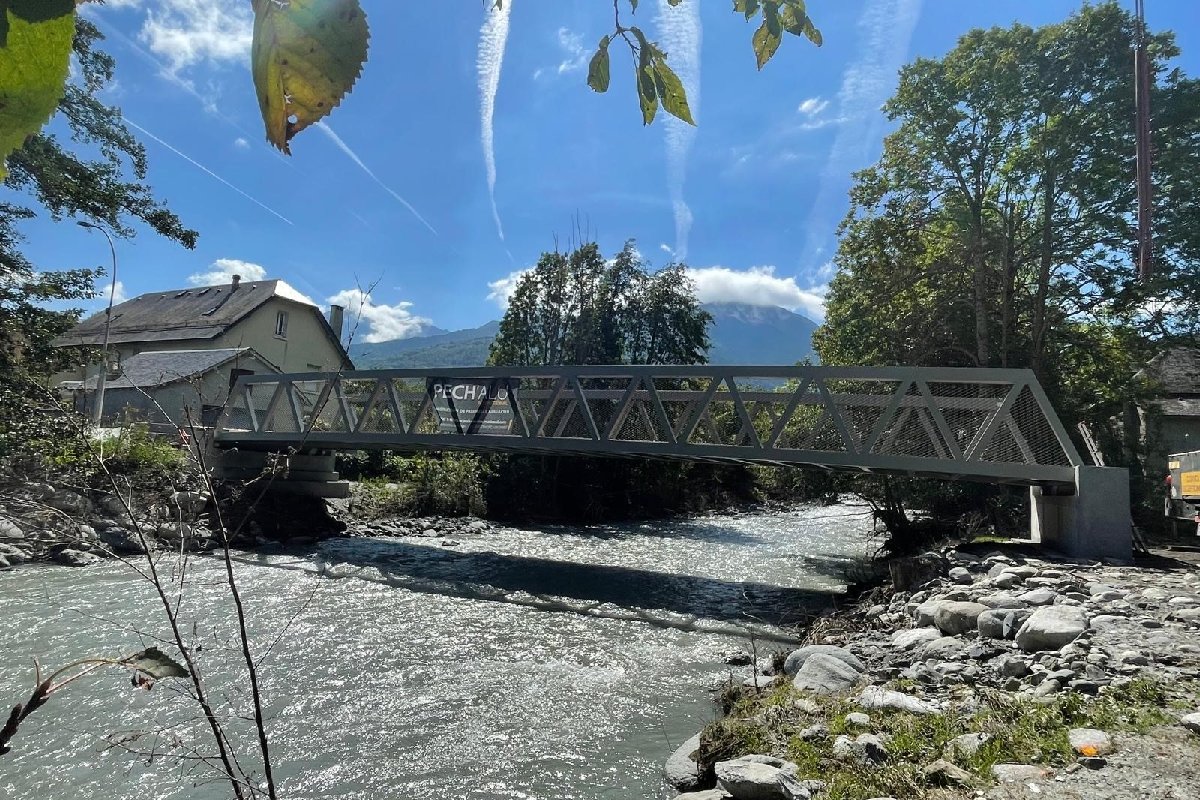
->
[213,366,1084,487]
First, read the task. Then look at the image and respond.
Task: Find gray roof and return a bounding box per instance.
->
[53,281,350,368]
[1138,347,1200,396]
[81,348,277,390]
[1153,398,1200,418]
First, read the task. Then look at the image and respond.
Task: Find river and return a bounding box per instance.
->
[1,504,875,799]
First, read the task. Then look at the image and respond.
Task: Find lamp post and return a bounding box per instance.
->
[77,221,117,427]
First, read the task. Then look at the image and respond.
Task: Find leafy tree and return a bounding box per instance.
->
[0,18,197,379]
[814,2,1199,429]
[1,1,822,164]
[489,240,710,367]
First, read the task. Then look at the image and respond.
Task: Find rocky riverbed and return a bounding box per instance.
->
[669,546,1200,800]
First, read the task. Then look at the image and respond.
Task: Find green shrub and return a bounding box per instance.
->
[349,452,488,518]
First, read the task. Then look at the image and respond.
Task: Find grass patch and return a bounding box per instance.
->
[698,676,1197,800]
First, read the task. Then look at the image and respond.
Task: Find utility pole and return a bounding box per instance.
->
[78,221,118,427]
[1133,0,1153,281]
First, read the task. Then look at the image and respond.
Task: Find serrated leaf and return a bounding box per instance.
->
[0,0,75,181]
[652,57,694,125]
[752,17,781,70]
[251,0,369,154]
[123,648,189,680]
[587,35,610,93]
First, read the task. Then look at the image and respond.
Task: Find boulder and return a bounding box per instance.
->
[944,732,990,761]
[0,542,27,564]
[977,608,1031,640]
[1181,712,1200,735]
[665,733,703,791]
[933,601,988,635]
[46,489,90,515]
[890,628,942,651]
[1018,588,1058,606]
[0,516,24,540]
[948,566,973,585]
[1016,606,1089,652]
[98,527,148,555]
[992,764,1052,782]
[169,491,209,517]
[674,791,733,800]
[54,549,101,567]
[792,653,862,694]
[992,571,1023,589]
[833,733,888,764]
[923,758,974,787]
[845,712,870,727]
[715,755,796,800]
[918,636,967,660]
[858,686,938,715]
[783,645,864,676]
[1068,728,1113,757]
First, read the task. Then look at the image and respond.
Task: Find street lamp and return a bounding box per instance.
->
[77,220,117,427]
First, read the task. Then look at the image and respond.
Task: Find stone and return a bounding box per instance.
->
[1016,606,1088,652]
[845,712,871,727]
[890,627,942,650]
[47,489,90,515]
[978,592,1025,609]
[933,601,989,635]
[715,755,795,800]
[992,572,1023,590]
[673,791,732,800]
[1179,713,1200,735]
[858,686,938,715]
[1067,728,1113,756]
[783,645,864,677]
[0,555,9,569]
[793,653,862,694]
[944,732,990,761]
[1018,588,1058,606]
[798,723,827,741]
[977,609,1020,639]
[913,599,943,627]
[723,650,754,666]
[1033,678,1062,697]
[169,491,209,516]
[918,636,966,660]
[54,549,101,567]
[775,766,816,800]
[923,758,974,787]
[948,566,973,584]
[995,655,1029,678]
[664,733,703,791]
[1078,756,1107,770]
[992,764,1051,782]
[0,542,27,564]
[0,516,24,540]
[98,527,147,555]
[832,734,887,765]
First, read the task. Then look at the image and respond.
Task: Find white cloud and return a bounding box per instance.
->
[486,268,531,308]
[555,28,588,74]
[139,0,253,74]
[98,279,127,306]
[188,258,266,286]
[274,281,317,306]
[687,266,828,320]
[656,0,702,261]
[327,289,432,344]
[477,0,514,241]
[798,97,830,116]
[233,136,249,149]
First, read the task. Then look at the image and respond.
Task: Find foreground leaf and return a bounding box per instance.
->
[122,648,189,680]
[587,35,610,93]
[251,0,369,153]
[652,57,694,125]
[0,0,75,180]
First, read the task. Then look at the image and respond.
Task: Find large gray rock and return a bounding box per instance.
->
[46,489,90,515]
[98,527,148,555]
[832,734,887,765]
[890,628,942,650]
[715,755,795,800]
[923,758,974,787]
[1181,712,1200,735]
[1018,588,1058,606]
[170,491,209,517]
[977,608,1031,640]
[1068,728,1113,756]
[944,732,990,761]
[992,764,1051,782]
[673,791,733,800]
[783,645,864,676]
[54,549,101,567]
[858,686,938,715]
[0,542,27,564]
[1016,606,1089,652]
[792,653,862,694]
[0,516,24,540]
[665,733,703,791]
[933,601,989,635]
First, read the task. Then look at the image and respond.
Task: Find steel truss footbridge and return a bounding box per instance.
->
[214,365,1084,487]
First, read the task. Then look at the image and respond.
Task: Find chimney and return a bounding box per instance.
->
[327,304,345,343]
[231,274,241,291]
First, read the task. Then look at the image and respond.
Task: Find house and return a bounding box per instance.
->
[1132,347,1200,470]
[53,275,352,425]
[64,348,281,428]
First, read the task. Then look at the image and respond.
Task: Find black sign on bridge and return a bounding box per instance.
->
[426,378,519,435]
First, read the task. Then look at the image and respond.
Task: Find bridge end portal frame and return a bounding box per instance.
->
[213,365,1131,560]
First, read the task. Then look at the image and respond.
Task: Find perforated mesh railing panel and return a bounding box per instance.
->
[214,367,1082,485]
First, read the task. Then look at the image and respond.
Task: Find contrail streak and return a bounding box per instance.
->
[477,0,513,241]
[798,0,922,273]
[315,121,439,236]
[656,0,701,261]
[125,118,294,225]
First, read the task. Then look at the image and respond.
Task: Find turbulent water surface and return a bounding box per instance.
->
[1,505,874,799]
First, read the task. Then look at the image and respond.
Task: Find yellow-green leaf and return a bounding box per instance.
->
[251,0,369,154]
[637,50,658,125]
[652,57,694,125]
[587,36,610,93]
[123,647,189,680]
[0,0,75,181]
[752,15,782,70]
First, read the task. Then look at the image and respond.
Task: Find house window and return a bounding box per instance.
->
[274,311,288,338]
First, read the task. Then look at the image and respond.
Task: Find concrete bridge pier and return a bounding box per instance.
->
[1030,466,1131,561]
[211,450,351,498]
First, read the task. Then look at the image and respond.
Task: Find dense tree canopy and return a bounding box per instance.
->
[489,240,710,367]
[0,19,196,377]
[814,3,1200,430]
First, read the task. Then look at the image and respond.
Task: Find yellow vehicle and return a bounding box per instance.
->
[1166,450,1200,536]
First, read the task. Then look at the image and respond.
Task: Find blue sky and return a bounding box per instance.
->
[19,0,1200,342]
